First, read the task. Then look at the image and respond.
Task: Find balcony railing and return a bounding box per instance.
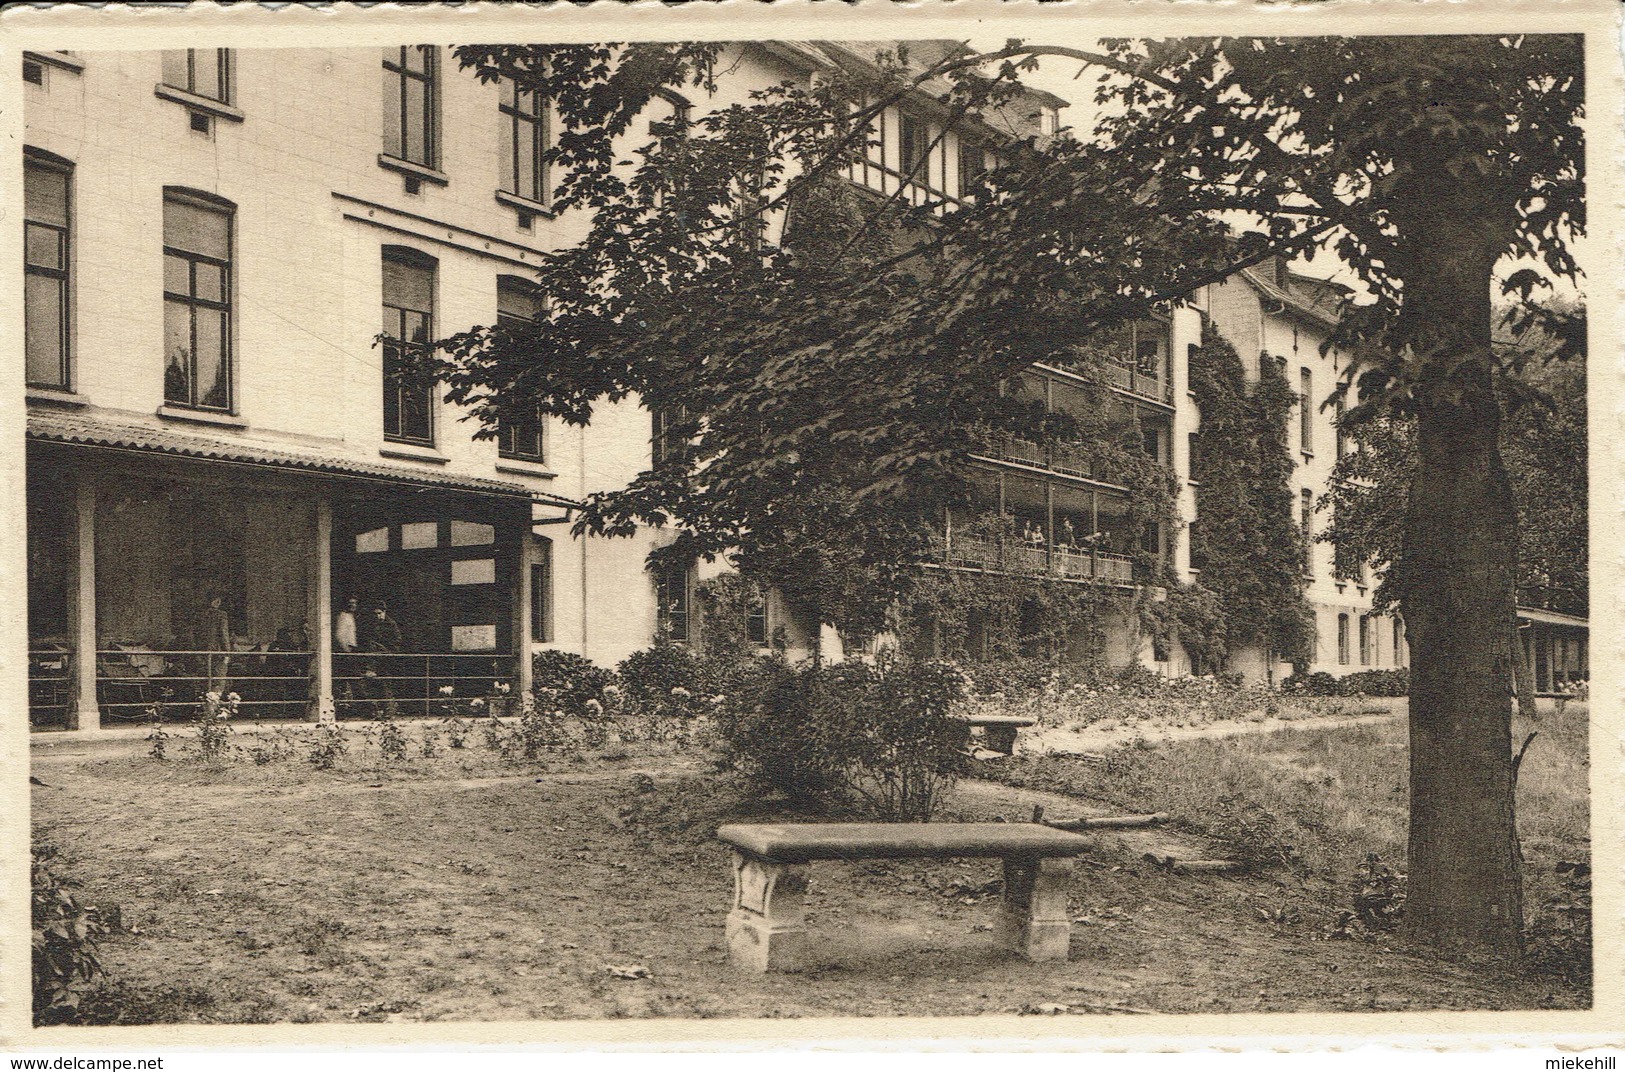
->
[937,533,1137,586]
[977,435,1120,484]
[1043,356,1175,406]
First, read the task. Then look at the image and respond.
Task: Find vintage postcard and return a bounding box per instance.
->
[1,0,1618,1054]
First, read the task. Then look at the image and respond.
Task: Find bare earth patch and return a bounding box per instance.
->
[32,723,1586,1024]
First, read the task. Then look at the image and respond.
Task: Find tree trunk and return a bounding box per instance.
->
[1396,196,1524,956]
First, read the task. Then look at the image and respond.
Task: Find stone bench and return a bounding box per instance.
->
[951,714,1038,755]
[716,822,1092,972]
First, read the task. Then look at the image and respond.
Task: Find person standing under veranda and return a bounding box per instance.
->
[335,595,360,705]
[198,593,233,697]
[364,602,404,714]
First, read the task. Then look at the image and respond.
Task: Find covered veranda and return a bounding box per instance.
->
[26,413,555,731]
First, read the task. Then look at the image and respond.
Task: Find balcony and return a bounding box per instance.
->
[934,532,1137,587]
[973,435,1121,486]
[1041,356,1175,407]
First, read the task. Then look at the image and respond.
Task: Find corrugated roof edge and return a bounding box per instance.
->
[26,411,580,505]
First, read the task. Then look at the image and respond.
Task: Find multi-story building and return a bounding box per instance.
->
[1203,262,1407,682]
[24,39,1474,732]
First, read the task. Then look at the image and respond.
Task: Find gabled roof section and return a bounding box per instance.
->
[1236,262,1350,331]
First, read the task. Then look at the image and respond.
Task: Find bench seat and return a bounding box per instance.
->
[716,821,1088,862]
[947,714,1039,755]
[718,822,1091,972]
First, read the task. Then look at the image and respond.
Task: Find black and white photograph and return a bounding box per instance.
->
[5,0,1616,1050]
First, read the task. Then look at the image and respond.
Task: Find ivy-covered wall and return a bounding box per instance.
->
[1181,322,1315,670]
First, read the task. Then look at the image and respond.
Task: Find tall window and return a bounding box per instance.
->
[746,593,768,647]
[656,562,690,642]
[163,191,233,411]
[1337,613,1350,665]
[1334,393,1348,458]
[898,113,930,181]
[162,49,231,103]
[1359,614,1372,666]
[24,154,71,390]
[383,46,438,167]
[1393,617,1405,666]
[499,76,547,204]
[958,140,987,199]
[652,404,692,467]
[530,538,553,643]
[1299,368,1313,451]
[496,276,544,462]
[1300,489,1313,575]
[381,247,436,444]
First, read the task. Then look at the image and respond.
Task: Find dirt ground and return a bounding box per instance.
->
[31,735,1586,1024]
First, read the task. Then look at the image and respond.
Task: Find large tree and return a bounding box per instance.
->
[435,36,1583,956]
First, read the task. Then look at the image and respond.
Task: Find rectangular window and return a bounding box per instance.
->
[1300,368,1313,451]
[651,404,691,468]
[1359,615,1371,666]
[1337,613,1350,666]
[958,140,986,199]
[24,156,71,389]
[496,277,545,462]
[163,192,233,411]
[1300,489,1313,575]
[746,593,768,647]
[1393,618,1405,666]
[499,76,547,205]
[383,46,438,167]
[162,48,231,103]
[381,249,436,444]
[530,541,554,643]
[656,562,690,642]
[1334,393,1348,458]
[1141,426,1162,464]
[898,114,929,181]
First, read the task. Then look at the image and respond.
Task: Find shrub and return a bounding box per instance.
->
[1336,668,1409,697]
[618,640,709,718]
[960,657,1058,699]
[531,650,617,716]
[716,657,968,820]
[33,843,110,1026]
[1281,671,1339,696]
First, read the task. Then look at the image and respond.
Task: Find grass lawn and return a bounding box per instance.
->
[31,706,1590,1024]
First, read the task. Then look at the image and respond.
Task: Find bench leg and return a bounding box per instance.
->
[725,851,809,972]
[995,856,1073,961]
[985,725,1019,755]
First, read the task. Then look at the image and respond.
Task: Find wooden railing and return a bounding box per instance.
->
[938,533,1137,586]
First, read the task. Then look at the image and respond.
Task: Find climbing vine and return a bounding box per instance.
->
[1182,323,1314,669]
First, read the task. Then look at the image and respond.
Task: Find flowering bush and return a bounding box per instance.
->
[618,640,708,719]
[530,650,617,717]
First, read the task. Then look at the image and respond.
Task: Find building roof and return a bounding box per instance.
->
[1517,606,1589,629]
[1236,263,1350,331]
[26,409,573,504]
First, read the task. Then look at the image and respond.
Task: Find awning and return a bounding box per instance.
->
[1517,606,1589,629]
[27,409,576,505]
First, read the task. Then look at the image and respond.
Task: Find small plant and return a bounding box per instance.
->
[531,650,617,716]
[419,726,439,759]
[1352,852,1407,927]
[192,691,239,764]
[376,713,409,764]
[308,722,348,770]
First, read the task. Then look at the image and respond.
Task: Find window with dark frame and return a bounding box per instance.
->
[496,276,545,462]
[161,48,231,103]
[1334,393,1348,458]
[1299,368,1313,451]
[499,75,547,205]
[530,539,554,643]
[381,247,436,445]
[1359,614,1371,666]
[383,46,438,168]
[1337,613,1350,665]
[24,155,71,390]
[745,593,768,647]
[958,140,987,199]
[162,191,233,411]
[655,562,690,642]
[651,404,692,468]
[1300,488,1313,574]
[898,113,930,183]
[1393,617,1405,666]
